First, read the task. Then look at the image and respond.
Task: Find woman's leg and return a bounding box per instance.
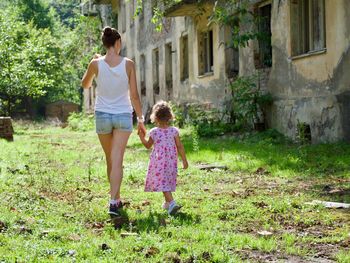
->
[109,129,131,200]
[98,133,113,182]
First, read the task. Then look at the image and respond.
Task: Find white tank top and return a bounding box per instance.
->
[94,56,133,114]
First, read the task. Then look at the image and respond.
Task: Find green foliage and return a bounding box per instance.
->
[230,75,273,128]
[296,121,312,144]
[170,103,240,138]
[0,0,102,117]
[244,129,291,145]
[67,112,95,132]
[211,0,257,48]
[169,102,185,128]
[0,7,61,115]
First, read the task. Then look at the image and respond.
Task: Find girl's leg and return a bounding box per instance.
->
[163,192,174,203]
[98,133,113,182]
[109,129,131,200]
[163,192,181,215]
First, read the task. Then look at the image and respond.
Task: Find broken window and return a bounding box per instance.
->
[180,35,189,81]
[258,4,272,67]
[153,48,160,95]
[121,2,126,33]
[140,54,146,96]
[165,43,173,100]
[198,30,214,75]
[290,0,326,56]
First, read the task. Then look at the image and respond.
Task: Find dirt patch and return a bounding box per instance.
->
[237,249,335,263]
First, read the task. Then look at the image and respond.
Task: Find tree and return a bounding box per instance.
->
[0,7,63,116]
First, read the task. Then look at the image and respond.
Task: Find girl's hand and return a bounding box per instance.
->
[182,159,189,169]
[138,129,145,138]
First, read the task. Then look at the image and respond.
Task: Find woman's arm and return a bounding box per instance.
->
[81,59,98,89]
[175,135,188,169]
[126,58,146,134]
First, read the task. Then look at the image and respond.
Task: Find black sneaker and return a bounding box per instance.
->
[108,201,123,217]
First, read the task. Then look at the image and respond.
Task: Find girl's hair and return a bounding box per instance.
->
[150,101,174,124]
[101,26,121,48]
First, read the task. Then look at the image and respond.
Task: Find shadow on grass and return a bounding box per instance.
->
[130,210,200,233]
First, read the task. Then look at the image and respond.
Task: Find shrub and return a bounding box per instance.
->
[67,112,94,132]
[230,75,273,128]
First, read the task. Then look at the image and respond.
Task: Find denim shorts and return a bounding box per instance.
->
[95,111,133,134]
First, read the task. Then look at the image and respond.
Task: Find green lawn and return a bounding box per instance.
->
[0,121,349,262]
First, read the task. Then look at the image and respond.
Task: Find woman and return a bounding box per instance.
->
[81,26,146,217]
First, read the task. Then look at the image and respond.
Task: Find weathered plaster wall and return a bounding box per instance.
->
[241,0,350,143]
[110,0,232,112]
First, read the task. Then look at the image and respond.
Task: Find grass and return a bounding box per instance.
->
[0,121,349,262]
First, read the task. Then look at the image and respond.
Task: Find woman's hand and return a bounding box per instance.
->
[137,122,146,136]
[93,53,102,59]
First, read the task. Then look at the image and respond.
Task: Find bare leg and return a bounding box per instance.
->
[97,133,113,182]
[109,129,131,200]
[163,192,174,203]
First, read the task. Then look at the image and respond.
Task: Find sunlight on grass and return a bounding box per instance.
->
[0,122,349,262]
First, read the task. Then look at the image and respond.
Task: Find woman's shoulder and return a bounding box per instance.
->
[124,57,135,66]
[124,57,134,62]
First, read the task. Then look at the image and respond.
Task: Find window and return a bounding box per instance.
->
[290,0,326,56]
[180,35,189,81]
[121,2,126,33]
[258,4,272,67]
[140,55,146,96]
[165,43,173,100]
[198,30,213,75]
[152,48,160,95]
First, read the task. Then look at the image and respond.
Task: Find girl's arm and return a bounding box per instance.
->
[81,59,98,89]
[175,135,188,169]
[139,131,154,149]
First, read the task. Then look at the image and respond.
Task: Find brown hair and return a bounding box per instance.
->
[150,101,174,124]
[101,26,121,48]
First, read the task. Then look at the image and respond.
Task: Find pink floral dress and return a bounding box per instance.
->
[145,127,179,192]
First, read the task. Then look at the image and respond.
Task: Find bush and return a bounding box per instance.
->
[67,112,94,132]
[245,129,291,145]
[230,75,273,128]
[170,102,240,138]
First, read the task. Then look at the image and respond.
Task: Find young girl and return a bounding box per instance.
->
[138,101,188,215]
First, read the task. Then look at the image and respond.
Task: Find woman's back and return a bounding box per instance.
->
[95,56,132,114]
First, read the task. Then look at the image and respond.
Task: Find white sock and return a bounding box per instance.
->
[110,199,120,205]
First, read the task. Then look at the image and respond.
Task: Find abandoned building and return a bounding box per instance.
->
[83,0,350,143]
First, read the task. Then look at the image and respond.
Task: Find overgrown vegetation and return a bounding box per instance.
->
[67,112,95,132]
[0,0,103,117]
[0,122,349,262]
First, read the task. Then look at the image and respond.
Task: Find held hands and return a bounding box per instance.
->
[138,128,146,139]
[137,122,146,137]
